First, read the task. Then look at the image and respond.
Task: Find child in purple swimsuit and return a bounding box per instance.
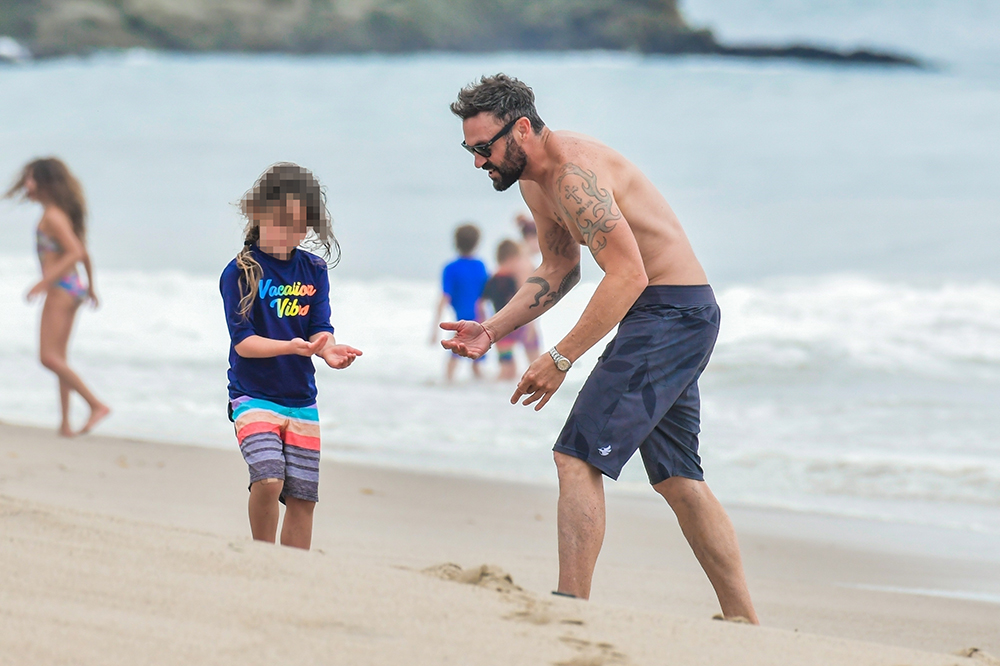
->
[36,227,88,301]
[5,158,110,437]
[480,240,524,380]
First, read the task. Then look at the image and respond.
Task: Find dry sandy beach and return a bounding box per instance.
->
[0,422,997,665]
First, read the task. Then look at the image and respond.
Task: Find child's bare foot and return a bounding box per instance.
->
[58,423,75,438]
[78,404,111,435]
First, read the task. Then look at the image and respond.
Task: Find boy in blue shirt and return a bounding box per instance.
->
[431,223,488,381]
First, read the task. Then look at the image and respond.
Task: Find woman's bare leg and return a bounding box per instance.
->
[58,378,72,437]
[39,288,110,434]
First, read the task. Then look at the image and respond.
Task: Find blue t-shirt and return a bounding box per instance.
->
[442,256,488,321]
[220,246,336,407]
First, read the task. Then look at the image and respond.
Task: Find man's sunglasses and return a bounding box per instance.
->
[461,118,519,158]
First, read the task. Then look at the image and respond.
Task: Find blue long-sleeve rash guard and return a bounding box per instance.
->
[220,245,336,407]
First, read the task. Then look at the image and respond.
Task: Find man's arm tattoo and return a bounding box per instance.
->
[547,263,581,307]
[556,164,621,257]
[526,277,549,308]
[526,263,580,309]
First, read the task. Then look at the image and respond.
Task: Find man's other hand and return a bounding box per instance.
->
[511,353,567,411]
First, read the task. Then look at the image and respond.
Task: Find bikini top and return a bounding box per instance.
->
[36,227,63,258]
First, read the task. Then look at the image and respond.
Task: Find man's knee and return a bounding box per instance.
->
[653,475,706,509]
[554,451,601,483]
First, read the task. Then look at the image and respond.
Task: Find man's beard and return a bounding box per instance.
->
[484,137,527,192]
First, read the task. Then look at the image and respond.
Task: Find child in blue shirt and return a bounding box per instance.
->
[220,163,361,550]
[431,223,488,381]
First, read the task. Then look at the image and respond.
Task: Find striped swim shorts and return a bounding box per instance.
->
[229,396,321,503]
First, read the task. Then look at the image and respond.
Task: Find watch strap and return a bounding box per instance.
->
[548,347,572,371]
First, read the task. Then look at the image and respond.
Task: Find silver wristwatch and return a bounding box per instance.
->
[548,347,573,372]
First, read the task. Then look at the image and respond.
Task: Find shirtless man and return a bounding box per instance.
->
[441,74,758,622]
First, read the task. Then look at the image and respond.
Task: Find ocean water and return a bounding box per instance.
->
[1,2,998,538]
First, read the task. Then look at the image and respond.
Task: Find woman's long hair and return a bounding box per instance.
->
[235,163,340,319]
[5,158,88,241]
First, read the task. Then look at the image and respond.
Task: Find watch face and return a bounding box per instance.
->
[556,358,572,372]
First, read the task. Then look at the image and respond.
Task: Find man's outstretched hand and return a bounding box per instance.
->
[440,320,492,359]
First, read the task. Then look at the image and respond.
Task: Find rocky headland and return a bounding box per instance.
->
[0,0,921,66]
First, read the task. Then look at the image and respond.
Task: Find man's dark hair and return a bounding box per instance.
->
[450,73,545,133]
[454,223,480,255]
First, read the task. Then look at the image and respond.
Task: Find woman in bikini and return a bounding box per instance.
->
[5,158,110,436]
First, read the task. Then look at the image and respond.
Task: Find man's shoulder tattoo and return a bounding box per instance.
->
[555,163,621,257]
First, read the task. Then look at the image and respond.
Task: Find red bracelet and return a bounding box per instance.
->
[483,324,496,346]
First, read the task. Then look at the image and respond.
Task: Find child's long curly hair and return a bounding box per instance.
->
[5,158,88,241]
[236,163,340,318]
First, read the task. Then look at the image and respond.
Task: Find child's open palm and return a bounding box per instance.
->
[320,344,363,369]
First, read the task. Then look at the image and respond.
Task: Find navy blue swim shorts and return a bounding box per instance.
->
[553,285,720,485]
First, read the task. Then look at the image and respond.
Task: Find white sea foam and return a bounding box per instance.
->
[1,256,998,534]
[6,258,998,379]
[714,276,1000,379]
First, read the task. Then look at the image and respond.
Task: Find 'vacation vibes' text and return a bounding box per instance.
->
[259,279,315,318]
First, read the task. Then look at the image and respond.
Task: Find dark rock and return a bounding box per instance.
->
[713,43,922,67]
[0,0,924,68]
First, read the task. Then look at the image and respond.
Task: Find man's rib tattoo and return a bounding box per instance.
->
[544,223,576,260]
[556,164,622,256]
[526,263,580,309]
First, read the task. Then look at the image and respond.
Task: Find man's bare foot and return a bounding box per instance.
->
[78,404,110,435]
[58,424,75,438]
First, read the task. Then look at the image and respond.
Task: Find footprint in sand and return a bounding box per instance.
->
[506,596,557,625]
[423,563,627,664]
[712,613,753,624]
[554,635,629,666]
[422,563,523,593]
[423,563,583,625]
[955,648,1000,665]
